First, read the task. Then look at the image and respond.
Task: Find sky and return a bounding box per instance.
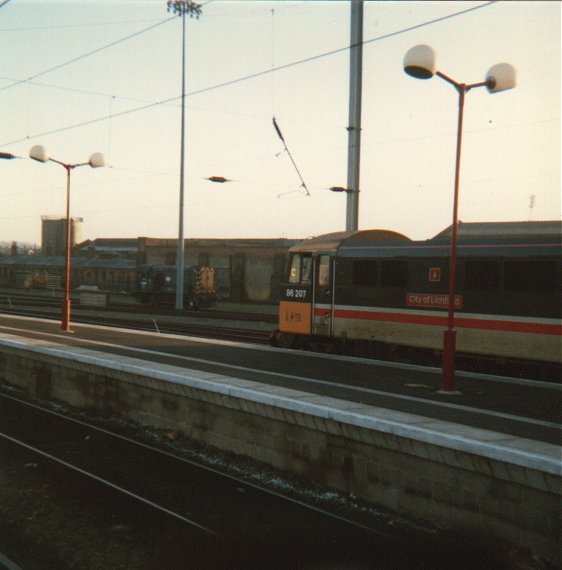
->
[0,0,560,246]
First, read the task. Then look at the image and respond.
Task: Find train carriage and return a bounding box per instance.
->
[275,221,561,371]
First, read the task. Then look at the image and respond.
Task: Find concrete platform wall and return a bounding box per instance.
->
[0,335,559,564]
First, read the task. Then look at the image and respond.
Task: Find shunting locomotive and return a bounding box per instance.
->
[134,265,216,309]
[273,221,561,374]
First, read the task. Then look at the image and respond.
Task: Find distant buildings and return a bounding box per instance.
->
[0,224,299,302]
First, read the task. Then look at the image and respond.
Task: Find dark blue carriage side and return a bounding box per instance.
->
[335,222,561,319]
[275,221,560,373]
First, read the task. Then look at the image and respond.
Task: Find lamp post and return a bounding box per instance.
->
[403,45,516,393]
[29,145,105,332]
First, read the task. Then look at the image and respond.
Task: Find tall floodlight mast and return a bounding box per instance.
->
[167,0,202,310]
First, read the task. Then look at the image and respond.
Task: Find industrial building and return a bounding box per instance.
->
[0,235,300,303]
[41,216,83,256]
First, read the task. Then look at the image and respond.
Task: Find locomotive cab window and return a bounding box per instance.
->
[288,253,313,284]
[318,255,331,286]
[288,254,301,283]
[302,256,313,284]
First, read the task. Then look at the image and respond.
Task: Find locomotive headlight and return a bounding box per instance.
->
[165,276,172,283]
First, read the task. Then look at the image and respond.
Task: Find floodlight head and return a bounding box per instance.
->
[485,63,517,93]
[29,145,49,163]
[88,152,105,168]
[403,45,437,79]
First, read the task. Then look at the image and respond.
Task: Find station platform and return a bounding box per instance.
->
[0,313,560,563]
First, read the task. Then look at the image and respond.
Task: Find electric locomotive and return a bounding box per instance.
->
[273,221,561,375]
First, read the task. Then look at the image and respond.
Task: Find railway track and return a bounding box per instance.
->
[74,312,273,344]
[0,291,277,323]
[0,303,274,345]
[0,392,473,570]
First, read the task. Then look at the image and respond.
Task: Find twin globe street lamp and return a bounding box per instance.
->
[403,45,516,393]
[29,145,105,332]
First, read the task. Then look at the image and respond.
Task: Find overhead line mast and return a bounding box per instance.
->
[346,0,363,233]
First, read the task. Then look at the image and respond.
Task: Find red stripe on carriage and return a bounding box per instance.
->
[324,308,561,336]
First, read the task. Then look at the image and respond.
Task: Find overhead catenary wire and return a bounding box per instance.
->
[0,74,180,107]
[8,0,495,97]
[0,17,171,32]
[0,17,177,94]
[0,1,496,147]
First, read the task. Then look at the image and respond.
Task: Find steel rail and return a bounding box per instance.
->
[0,414,220,537]
[0,392,395,539]
[0,307,272,344]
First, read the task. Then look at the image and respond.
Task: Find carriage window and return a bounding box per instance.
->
[318,255,330,286]
[504,260,557,292]
[352,260,378,286]
[465,260,500,290]
[380,260,408,287]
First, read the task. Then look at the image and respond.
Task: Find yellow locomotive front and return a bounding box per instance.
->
[276,231,349,348]
[279,252,313,336]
